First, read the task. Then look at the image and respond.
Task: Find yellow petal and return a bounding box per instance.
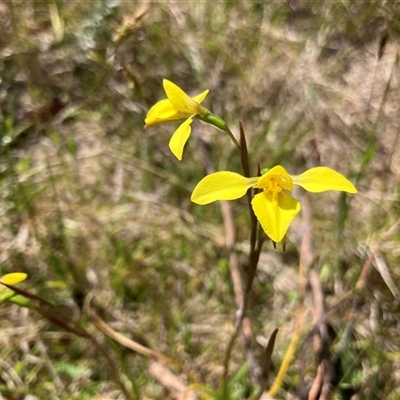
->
[192,89,209,104]
[163,79,205,115]
[0,272,27,285]
[252,191,301,243]
[145,99,183,127]
[191,172,258,205]
[292,167,357,193]
[169,118,193,160]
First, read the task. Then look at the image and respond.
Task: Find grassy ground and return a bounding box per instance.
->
[1,1,400,399]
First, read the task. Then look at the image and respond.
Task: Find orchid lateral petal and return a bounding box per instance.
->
[169,118,193,161]
[192,89,209,104]
[0,273,27,285]
[292,167,357,193]
[191,172,258,205]
[252,191,301,243]
[163,79,204,115]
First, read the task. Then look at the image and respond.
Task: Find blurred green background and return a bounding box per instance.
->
[1,1,399,399]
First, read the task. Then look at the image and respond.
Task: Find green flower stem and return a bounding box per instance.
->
[0,291,17,304]
[200,113,241,149]
[9,295,32,308]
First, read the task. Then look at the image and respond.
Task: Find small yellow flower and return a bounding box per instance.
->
[144,79,209,160]
[191,166,357,243]
[0,272,27,286]
[0,272,27,304]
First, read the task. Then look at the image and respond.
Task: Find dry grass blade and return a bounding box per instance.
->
[84,292,199,399]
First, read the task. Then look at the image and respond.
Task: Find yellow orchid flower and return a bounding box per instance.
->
[0,272,27,286]
[144,79,209,160]
[191,166,357,243]
[0,272,28,304]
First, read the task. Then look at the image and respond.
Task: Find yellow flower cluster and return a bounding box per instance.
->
[145,80,357,243]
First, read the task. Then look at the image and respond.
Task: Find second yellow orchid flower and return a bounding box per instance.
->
[0,272,28,304]
[191,166,357,243]
[144,79,209,160]
[0,272,27,286]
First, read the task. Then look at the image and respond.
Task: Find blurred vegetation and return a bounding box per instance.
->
[0,0,400,399]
